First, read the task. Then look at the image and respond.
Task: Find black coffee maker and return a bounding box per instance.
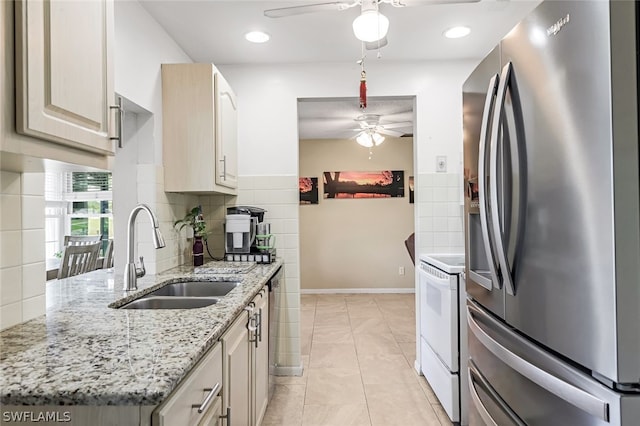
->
[225,206,275,263]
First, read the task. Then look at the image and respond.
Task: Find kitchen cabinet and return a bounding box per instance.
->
[0,0,112,172]
[162,63,238,195]
[220,286,269,426]
[221,308,251,426]
[251,287,269,426]
[152,341,223,426]
[13,0,117,156]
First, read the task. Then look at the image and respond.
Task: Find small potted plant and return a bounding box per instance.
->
[174,206,207,266]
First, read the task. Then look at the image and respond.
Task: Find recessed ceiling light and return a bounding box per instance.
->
[245,31,270,43]
[444,26,471,39]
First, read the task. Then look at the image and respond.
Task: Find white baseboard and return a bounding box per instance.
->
[273,364,304,377]
[301,288,415,294]
[414,359,422,374]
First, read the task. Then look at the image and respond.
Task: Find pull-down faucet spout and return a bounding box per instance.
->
[124,204,166,291]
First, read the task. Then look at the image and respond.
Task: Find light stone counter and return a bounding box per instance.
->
[0,260,283,406]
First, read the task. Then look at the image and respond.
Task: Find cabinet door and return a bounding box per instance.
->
[215,71,238,189]
[15,0,115,155]
[253,289,270,426]
[222,312,251,426]
[198,395,222,426]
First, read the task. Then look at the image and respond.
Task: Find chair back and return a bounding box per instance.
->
[102,239,114,269]
[404,232,416,266]
[57,242,101,279]
[64,235,102,246]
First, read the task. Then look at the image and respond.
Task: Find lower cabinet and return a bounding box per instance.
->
[152,342,223,426]
[220,285,269,426]
[151,286,270,426]
[252,288,269,426]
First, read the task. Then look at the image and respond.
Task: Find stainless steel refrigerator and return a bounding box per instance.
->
[463,1,640,424]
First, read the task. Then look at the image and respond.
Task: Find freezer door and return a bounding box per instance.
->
[500,0,640,382]
[463,46,505,319]
[467,300,627,426]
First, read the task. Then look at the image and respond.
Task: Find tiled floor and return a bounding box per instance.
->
[263,293,453,426]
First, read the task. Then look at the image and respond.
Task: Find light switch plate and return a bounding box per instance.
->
[436,156,447,173]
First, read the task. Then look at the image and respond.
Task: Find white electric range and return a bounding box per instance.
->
[418,253,468,425]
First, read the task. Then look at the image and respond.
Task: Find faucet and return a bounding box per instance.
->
[124,204,166,291]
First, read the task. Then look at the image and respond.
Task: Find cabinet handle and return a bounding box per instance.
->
[219,155,227,180]
[257,308,263,344]
[192,382,221,414]
[109,96,123,148]
[219,407,231,425]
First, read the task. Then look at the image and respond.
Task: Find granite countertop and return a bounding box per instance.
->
[0,260,283,406]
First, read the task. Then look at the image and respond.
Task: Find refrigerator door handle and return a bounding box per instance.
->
[468,360,526,426]
[477,74,501,291]
[489,62,517,296]
[467,304,610,422]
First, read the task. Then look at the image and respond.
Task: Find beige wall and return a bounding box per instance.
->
[299,138,415,292]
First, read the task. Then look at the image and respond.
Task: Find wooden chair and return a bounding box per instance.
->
[63,235,102,246]
[404,232,416,266]
[102,239,114,269]
[57,242,101,279]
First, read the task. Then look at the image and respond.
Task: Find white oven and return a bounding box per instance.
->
[419,253,467,425]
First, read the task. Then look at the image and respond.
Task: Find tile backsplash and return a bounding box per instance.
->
[416,172,464,256]
[0,171,46,331]
[198,175,302,373]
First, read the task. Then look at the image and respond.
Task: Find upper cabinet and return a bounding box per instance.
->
[162,63,238,195]
[14,0,117,156]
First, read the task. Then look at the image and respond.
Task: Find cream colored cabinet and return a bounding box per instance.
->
[152,342,223,426]
[221,309,251,426]
[14,0,116,156]
[214,71,238,190]
[162,63,238,195]
[251,288,270,426]
[220,287,270,426]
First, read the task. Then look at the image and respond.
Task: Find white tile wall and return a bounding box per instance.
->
[216,175,302,372]
[0,171,46,331]
[416,172,464,255]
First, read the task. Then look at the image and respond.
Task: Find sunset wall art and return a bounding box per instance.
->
[299,177,319,204]
[323,171,405,199]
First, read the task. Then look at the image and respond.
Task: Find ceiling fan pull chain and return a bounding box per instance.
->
[360,70,367,109]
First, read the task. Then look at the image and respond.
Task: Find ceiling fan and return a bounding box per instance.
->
[350,113,412,147]
[264,0,480,47]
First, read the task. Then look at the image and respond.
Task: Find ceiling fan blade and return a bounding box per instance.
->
[388,0,480,6]
[380,122,412,129]
[378,129,405,137]
[264,1,357,18]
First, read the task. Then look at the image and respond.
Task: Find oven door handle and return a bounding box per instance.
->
[419,268,451,289]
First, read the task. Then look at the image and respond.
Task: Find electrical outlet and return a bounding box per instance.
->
[399,266,405,275]
[436,156,447,173]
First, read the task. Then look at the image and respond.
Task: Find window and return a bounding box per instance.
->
[44,171,113,258]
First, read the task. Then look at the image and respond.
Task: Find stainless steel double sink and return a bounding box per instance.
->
[119,280,239,310]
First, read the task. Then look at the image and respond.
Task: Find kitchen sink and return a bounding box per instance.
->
[146,281,240,298]
[120,296,218,310]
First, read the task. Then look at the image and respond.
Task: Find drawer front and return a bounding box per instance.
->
[154,343,223,426]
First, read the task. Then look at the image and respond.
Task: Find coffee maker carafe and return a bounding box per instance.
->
[225,214,255,254]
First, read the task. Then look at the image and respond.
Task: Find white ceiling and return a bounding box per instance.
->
[297,97,414,139]
[139,0,540,138]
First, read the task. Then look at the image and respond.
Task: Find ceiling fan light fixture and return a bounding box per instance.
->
[356,132,374,147]
[352,10,389,42]
[245,31,270,43]
[372,132,385,146]
[444,26,471,39]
